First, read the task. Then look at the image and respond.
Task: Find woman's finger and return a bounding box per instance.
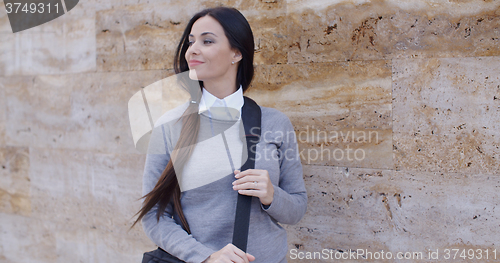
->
[233,178,265,190]
[233,174,261,181]
[226,244,250,263]
[226,253,245,263]
[234,169,259,178]
[230,247,250,263]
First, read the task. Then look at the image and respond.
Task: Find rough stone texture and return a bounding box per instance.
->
[1,70,170,152]
[285,165,500,262]
[393,56,500,174]
[0,147,30,217]
[0,0,499,262]
[0,147,151,262]
[0,212,149,262]
[0,76,5,146]
[96,0,288,71]
[247,61,393,169]
[286,0,500,63]
[0,121,4,146]
[0,1,96,76]
[28,147,147,239]
[96,3,186,72]
[0,1,11,76]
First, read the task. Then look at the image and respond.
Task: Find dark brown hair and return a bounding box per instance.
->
[131,6,255,232]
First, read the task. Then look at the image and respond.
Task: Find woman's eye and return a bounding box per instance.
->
[187,39,213,46]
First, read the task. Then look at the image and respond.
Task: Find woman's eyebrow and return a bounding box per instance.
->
[189,32,218,37]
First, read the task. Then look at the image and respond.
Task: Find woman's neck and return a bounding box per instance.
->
[203,81,238,99]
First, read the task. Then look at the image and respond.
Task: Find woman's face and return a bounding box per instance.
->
[185,16,241,82]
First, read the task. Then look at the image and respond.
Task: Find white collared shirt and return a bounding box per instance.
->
[198,84,244,120]
[179,84,245,191]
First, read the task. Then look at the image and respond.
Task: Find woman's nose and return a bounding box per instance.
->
[187,41,200,55]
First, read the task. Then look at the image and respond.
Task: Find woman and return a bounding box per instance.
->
[132,6,307,263]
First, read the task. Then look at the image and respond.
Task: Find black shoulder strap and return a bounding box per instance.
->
[232,96,261,252]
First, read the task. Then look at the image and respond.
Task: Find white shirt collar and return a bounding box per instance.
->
[198,84,244,118]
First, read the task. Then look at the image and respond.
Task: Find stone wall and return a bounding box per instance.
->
[0,0,499,262]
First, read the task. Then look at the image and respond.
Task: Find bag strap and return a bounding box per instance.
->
[232,96,261,252]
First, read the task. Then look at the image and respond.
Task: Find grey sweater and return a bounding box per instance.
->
[141,101,307,263]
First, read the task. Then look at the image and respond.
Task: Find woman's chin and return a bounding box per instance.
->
[187,68,199,80]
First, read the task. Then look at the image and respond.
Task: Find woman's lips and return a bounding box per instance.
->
[188,60,204,67]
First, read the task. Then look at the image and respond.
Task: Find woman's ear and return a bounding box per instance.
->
[232,49,243,63]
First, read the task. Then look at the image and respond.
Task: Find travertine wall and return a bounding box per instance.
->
[0,0,499,262]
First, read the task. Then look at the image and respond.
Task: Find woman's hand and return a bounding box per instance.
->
[202,244,255,263]
[232,169,274,206]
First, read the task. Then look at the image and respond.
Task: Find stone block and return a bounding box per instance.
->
[29,147,147,232]
[0,142,156,261]
[0,147,30,216]
[0,1,96,76]
[0,32,13,76]
[87,151,147,231]
[2,70,170,153]
[0,78,4,145]
[53,219,148,262]
[285,165,500,262]
[236,1,288,65]
[286,0,500,63]
[96,0,288,72]
[0,122,4,146]
[1,76,36,147]
[96,2,186,72]
[247,61,393,169]
[0,213,57,262]
[0,212,150,262]
[393,56,500,174]
[0,1,10,33]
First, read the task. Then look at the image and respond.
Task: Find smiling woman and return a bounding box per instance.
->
[131,6,307,263]
[185,16,242,95]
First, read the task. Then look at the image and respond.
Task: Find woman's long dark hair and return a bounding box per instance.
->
[131,6,255,232]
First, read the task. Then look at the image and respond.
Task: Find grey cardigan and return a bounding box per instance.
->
[141,102,307,263]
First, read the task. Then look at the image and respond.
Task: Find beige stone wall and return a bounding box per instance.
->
[0,0,499,262]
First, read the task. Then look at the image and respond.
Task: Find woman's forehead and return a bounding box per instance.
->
[190,16,224,36]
